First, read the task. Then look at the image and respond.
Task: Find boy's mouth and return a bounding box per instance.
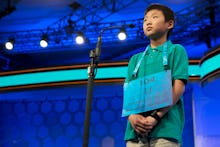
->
[147,27,152,31]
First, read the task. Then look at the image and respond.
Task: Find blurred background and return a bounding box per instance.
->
[0,0,219,146]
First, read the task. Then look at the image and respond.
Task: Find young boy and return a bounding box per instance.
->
[124,3,188,147]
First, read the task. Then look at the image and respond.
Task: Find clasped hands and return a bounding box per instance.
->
[128,114,158,136]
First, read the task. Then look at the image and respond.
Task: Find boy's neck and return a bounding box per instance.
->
[150,37,167,49]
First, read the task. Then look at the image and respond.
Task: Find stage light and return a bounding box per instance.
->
[40,35,48,48]
[75,32,85,44]
[5,39,14,50]
[118,28,127,41]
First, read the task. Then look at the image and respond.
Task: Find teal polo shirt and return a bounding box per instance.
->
[124,40,189,143]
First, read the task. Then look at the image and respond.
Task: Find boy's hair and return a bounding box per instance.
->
[144,3,175,38]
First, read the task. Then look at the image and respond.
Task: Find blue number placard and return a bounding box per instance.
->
[122,70,172,117]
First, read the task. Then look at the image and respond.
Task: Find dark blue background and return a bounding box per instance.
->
[0,83,194,147]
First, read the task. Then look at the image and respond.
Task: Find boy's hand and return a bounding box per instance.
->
[128,114,151,135]
[144,116,158,130]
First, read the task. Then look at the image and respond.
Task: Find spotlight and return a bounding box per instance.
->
[40,35,48,48]
[75,32,85,45]
[118,28,127,41]
[5,39,14,50]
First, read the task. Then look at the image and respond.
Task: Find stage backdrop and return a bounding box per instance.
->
[0,83,194,147]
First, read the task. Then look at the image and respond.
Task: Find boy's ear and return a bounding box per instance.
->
[167,20,174,29]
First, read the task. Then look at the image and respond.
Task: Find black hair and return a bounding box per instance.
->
[144,3,175,38]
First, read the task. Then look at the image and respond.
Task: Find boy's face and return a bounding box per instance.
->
[143,9,173,40]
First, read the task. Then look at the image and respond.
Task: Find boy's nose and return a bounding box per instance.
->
[146,21,152,26]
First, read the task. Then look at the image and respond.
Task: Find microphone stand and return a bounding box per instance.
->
[82,24,134,147]
[83,34,102,147]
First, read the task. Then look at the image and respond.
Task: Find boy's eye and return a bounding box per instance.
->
[153,16,158,19]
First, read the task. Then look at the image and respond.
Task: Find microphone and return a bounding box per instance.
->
[95,24,135,59]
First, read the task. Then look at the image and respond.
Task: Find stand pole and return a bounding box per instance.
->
[82,24,133,146]
[82,50,97,147]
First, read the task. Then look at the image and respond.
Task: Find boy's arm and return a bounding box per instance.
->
[153,79,186,119]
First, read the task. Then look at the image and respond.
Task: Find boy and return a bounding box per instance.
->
[124,3,188,147]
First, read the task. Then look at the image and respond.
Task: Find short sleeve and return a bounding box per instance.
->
[171,44,189,81]
[125,55,137,82]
